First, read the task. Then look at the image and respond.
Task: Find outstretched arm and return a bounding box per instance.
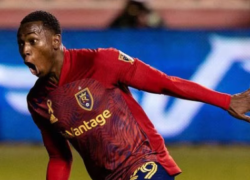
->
[118,58,231,110]
[126,59,250,122]
[228,89,250,122]
[98,48,250,122]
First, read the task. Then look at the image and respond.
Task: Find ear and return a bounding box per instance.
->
[52,34,62,50]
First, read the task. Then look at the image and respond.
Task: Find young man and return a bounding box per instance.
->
[17,10,250,180]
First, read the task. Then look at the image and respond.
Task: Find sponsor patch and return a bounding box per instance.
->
[75,87,94,111]
[118,51,134,64]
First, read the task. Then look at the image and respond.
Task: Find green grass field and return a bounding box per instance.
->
[0,144,249,180]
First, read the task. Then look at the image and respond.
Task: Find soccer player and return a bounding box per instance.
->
[17,10,250,180]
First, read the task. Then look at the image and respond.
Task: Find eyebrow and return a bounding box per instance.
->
[17,31,38,38]
[25,31,39,36]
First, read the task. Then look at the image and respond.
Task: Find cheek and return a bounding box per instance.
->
[35,50,53,70]
[38,46,54,62]
[42,56,54,69]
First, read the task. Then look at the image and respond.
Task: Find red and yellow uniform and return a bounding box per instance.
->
[27,48,230,180]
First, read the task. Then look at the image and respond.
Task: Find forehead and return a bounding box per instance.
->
[18,21,46,38]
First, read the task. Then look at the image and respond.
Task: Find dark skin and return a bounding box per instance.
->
[17,21,250,122]
[228,89,250,122]
[17,21,64,84]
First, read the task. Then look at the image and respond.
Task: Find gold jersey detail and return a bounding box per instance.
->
[75,87,94,111]
[130,161,158,180]
[61,109,112,138]
[60,130,74,139]
[47,99,58,124]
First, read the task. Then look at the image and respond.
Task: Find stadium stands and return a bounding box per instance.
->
[0,0,250,30]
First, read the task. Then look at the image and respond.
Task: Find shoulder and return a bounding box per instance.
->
[67,47,120,68]
[69,47,119,59]
[67,47,121,60]
[67,48,98,68]
[96,48,119,58]
[96,48,135,66]
[27,79,41,115]
[96,47,119,53]
[68,48,98,59]
[27,78,43,102]
[27,77,56,105]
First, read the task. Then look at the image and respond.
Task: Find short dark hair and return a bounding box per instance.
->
[20,10,61,34]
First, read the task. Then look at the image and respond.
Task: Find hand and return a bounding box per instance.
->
[228,88,250,122]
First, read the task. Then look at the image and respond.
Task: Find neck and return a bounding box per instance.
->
[48,45,64,85]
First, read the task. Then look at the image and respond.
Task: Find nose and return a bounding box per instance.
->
[20,44,31,59]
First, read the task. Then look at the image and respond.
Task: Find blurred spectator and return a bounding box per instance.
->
[109,0,165,29]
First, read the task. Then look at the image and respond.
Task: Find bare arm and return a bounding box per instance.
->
[228,89,250,122]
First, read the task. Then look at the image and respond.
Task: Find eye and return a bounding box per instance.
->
[18,41,24,47]
[29,39,38,45]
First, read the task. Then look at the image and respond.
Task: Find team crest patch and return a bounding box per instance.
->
[75,88,94,111]
[118,51,134,64]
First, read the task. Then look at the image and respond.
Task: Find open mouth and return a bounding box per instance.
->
[25,62,38,76]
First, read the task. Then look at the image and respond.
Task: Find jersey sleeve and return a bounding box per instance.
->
[27,98,72,180]
[96,48,231,110]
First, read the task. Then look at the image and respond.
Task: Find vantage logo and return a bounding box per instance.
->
[61,109,112,138]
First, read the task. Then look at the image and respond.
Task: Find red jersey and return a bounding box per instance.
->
[27,48,231,180]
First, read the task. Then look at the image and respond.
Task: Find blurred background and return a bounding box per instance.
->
[1,0,250,179]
